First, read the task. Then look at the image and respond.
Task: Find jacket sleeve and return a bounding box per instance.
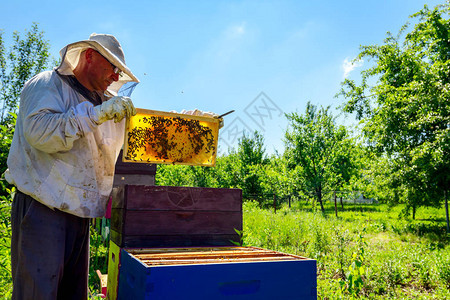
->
[21,72,101,154]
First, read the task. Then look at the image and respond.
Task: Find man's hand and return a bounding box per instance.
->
[94,96,136,124]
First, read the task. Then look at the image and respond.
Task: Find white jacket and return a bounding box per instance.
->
[5,70,125,218]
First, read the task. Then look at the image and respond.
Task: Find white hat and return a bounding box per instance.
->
[56,33,139,95]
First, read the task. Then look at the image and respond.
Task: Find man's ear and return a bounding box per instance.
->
[84,48,95,63]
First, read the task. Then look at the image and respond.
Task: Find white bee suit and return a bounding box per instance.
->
[5,70,125,218]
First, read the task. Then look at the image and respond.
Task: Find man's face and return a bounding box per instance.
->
[87,49,120,92]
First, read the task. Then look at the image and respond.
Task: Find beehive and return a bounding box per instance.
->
[111,245,317,299]
[106,185,317,299]
[123,108,220,166]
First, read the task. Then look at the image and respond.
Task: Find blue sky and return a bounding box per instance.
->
[3,0,445,155]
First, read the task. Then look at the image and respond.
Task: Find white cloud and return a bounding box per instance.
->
[342,57,363,78]
[225,22,246,39]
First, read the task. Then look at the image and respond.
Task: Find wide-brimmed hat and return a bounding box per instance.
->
[56,33,139,95]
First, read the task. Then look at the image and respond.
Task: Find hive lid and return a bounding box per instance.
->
[123,108,220,166]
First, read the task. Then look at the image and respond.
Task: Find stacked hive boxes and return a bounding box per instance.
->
[107,185,317,299]
[106,109,317,299]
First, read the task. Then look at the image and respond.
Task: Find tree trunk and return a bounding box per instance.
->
[334,191,338,217]
[412,205,416,220]
[273,194,277,214]
[445,189,449,234]
[317,189,325,213]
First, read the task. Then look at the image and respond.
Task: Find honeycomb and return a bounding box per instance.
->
[123,109,220,166]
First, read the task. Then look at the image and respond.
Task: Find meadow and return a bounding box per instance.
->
[242,200,450,299]
[1,199,449,299]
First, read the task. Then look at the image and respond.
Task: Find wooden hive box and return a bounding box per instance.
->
[110,245,317,299]
[110,185,242,248]
[113,150,156,187]
[107,185,317,299]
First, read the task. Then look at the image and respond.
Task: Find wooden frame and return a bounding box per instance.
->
[123,108,220,166]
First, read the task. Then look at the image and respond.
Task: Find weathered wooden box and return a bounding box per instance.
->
[110,185,242,248]
[107,185,317,299]
[113,150,156,187]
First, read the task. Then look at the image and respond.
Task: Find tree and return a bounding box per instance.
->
[338,3,449,223]
[213,152,241,189]
[154,150,242,189]
[284,102,352,212]
[236,131,269,198]
[260,154,305,206]
[0,23,53,124]
[0,23,53,198]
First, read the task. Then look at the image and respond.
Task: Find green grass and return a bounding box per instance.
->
[242,200,450,299]
[1,200,449,299]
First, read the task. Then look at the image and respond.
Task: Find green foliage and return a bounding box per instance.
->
[284,102,360,212]
[0,113,15,199]
[260,154,302,200]
[155,130,271,199]
[235,131,269,198]
[88,226,109,298]
[0,23,54,124]
[338,3,450,212]
[243,201,450,299]
[332,226,352,279]
[340,228,367,297]
[0,189,13,298]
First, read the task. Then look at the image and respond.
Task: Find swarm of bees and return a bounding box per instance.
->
[124,111,219,166]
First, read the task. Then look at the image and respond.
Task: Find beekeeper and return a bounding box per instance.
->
[5,33,138,299]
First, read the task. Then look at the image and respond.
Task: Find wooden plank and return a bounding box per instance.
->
[135,249,270,257]
[106,241,122,300]
[128,246,308,259]
[129,246,248,254]
[113,174,155,186]
[109,229,124,248]
[132,249,277,258]
[139,258,299,266]
[130,247,309,266]
[110,208,124,233]
[121,211,242,235]
[114,150,156,175]
[111,186,125,209]
[137,256,304,266]
[134,108,219,123]
[136,252,293,261]
[122,185,242,211]
[110,231,240,248]
[96,270,108,297]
